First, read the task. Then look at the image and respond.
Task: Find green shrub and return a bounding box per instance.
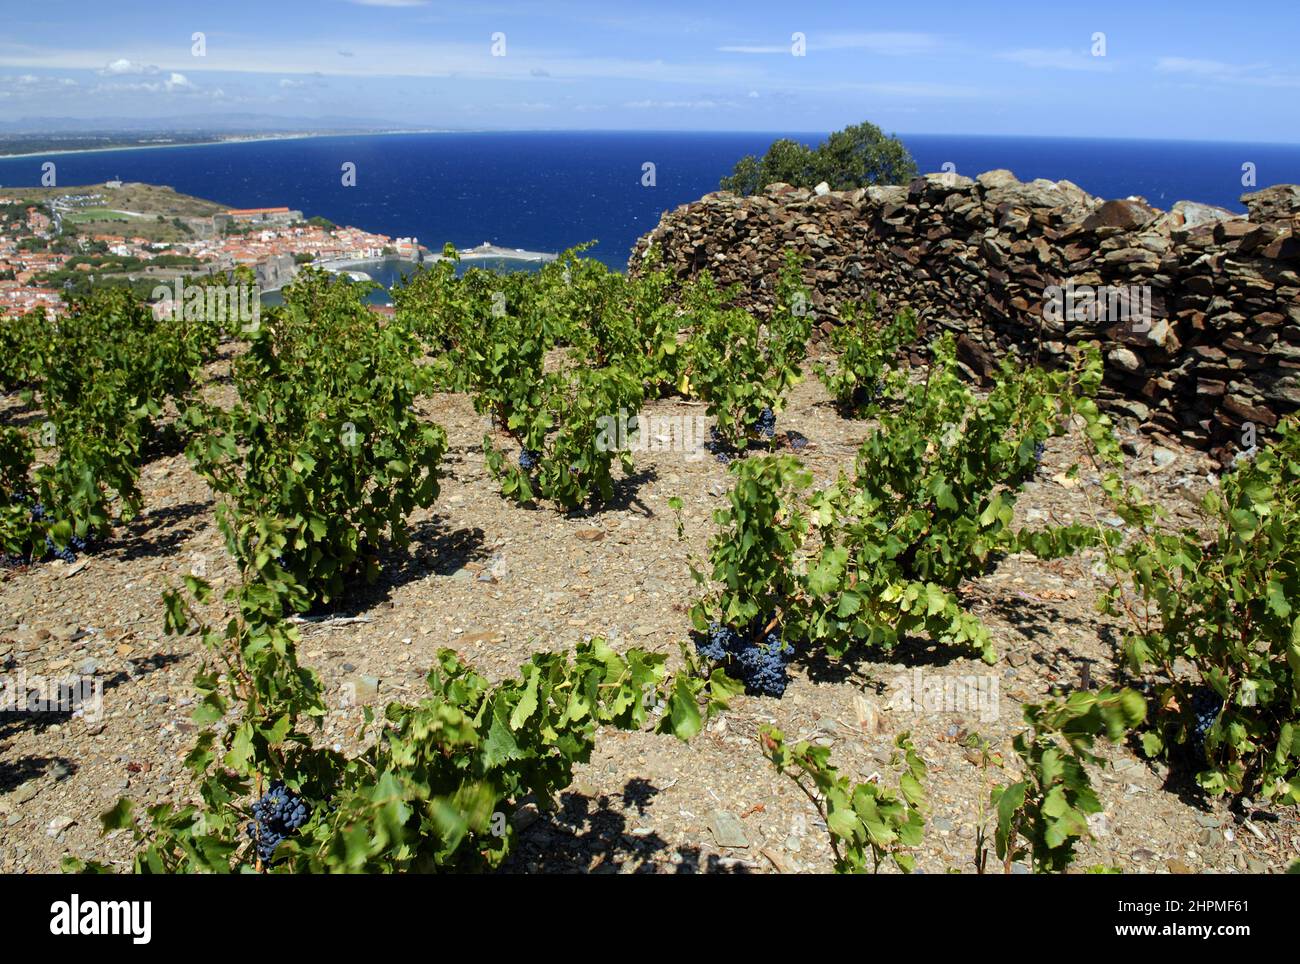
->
[1102,416,1300,803]
[720,121,918,196]
[397,247,652,510]
[1,288,218,554]
[761,727,926,873]
[988,688,1146,873]
[0,309,48,391]
[621,246,690,397]
[186,270,445,609]
[683,251,810,449]
[815,296,918,416]
[482,363,644,509]
[797,336,1107,662]
[689,455,811,635]
[690,337,1109,679]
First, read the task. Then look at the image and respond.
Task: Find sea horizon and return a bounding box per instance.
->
[8,128,1300,157]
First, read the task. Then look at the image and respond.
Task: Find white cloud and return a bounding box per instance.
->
[100,58,159,76]
[623,98,738,110]
[4,40,763,86]
[1156,57,1238,76]
[718,45,788,55]
[997,48,1113,72]
[0,73,79,98]
[721,32,941,56]
[1155,56,1300,88]
[859,80,981,98]
[797,79,984,100]
[90,71,197,95]
[816,32,942,55]
[0,36,998,116]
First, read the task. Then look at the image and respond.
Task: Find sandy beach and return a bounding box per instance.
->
[0,129,456,161]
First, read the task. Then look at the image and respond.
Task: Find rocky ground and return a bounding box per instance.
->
[2,348,1297,874]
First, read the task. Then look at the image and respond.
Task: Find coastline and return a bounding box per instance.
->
[441,243,556,263]
[315,245,556,271]
[261,245,558,294]
[0,128,456,161]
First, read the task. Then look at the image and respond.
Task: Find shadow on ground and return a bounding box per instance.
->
[500,778,755,874]
[0,651,185,743]
[109,500,210,561]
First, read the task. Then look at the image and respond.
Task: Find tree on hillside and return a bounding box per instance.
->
[720,121,918,196]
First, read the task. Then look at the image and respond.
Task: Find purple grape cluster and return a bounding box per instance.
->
[699,622,737,661]
[786,430,809,451]
[850,378,882,411]
[518,448,542,472]
[697,618,794,698]
[246,781,310,863]
[738,629,795,697]
[44,533,87,564]
[752,407,776,440]
[705,427,735,465]
[1016,440,1047,483]
[1187,687,1223,763]
[3,493,90,565]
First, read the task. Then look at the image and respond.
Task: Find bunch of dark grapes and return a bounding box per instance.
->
[699,622,740,661]
[695,618,794,697]
[849,378,881,411]
[786,430,809,452]
[1031,440,1046,471]
[736,628,795,697]
[752,407,776,440]
[518,448,542,472]
[246,781,311,864]
[1186,687,1223,763]
[44,534,84,564]
[705,427,735,465]
[5,493,90,564]
[1017,440,1046,483]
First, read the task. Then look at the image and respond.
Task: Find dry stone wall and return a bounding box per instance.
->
[629,170,1300,462]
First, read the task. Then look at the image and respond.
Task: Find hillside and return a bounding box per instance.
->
[5,183,228,243]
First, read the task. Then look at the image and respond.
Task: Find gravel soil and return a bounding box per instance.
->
[2,347,1297,874]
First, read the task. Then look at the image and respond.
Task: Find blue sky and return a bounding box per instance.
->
[1,0,1297,141]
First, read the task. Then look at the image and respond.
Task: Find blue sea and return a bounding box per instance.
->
[2,131,1298,269]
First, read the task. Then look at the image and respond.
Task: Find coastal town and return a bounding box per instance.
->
[0,181,425,317]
